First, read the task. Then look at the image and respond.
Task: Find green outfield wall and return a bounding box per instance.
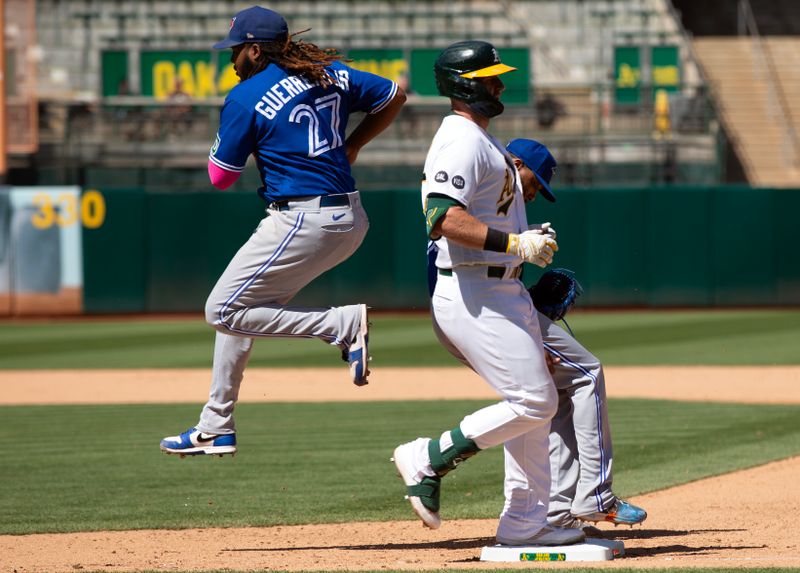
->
[79,186,800,313]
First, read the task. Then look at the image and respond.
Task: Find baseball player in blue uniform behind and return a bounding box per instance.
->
[160,6,406,457]
[504,139,647,530]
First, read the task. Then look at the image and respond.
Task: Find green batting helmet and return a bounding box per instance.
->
[434,40,517,117]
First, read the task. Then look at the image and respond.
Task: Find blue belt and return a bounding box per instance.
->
[272,194,350,211]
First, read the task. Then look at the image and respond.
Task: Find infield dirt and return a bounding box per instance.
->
[2,366,799,571]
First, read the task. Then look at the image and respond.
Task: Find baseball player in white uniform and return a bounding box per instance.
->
[423,137,649,532]
[391,40,584,547]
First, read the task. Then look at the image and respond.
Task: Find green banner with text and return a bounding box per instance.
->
[652,45,680,93]
[614,46,641,105]
[346,49,408,84]
[101,47,530,102]
[137,51,238,99]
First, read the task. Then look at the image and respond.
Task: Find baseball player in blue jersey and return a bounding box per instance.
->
[540,305,648,530]
[505,139,647,529]
[160,6,406,457]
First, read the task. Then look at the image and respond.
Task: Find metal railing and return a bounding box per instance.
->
[737,0,800,169]
[26,83,721,190]
[35,84,716,150]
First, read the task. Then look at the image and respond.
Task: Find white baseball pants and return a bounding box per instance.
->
[430,266,558,540]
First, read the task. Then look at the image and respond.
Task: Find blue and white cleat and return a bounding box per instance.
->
[159,427,237,457]
[581,499,647,526]
[348,304,370,386]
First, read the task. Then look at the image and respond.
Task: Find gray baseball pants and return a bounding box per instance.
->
[539,313,616,522]
[198,191,369,434]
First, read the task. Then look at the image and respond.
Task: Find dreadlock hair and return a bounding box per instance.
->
[244,37,344,85]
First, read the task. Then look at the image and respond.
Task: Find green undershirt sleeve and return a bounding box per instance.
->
[425,194,464,238]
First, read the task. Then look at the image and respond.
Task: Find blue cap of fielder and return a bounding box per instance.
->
[506,138,558,202]
[213,6,289,49]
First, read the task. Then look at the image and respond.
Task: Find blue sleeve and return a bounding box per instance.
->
[208,97,257,173]
[342,64,398,115]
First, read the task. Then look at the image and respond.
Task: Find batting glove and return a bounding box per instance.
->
[507,230,558,267]
[528,221,557,240]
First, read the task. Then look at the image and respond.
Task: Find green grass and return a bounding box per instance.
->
[1,399,798,535]
[0,309,799,368]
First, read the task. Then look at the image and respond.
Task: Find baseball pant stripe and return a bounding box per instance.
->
[543,341,607,513]
[217,213,339,341]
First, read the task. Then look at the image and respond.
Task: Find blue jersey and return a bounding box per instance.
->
[209,60,397,202]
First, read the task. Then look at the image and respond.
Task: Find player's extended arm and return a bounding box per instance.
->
[432,206,488,248]
[345,87,407,165]
[432,205,558,267]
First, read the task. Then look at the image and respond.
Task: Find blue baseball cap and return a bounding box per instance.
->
[506,138,557,202]
[213,6,289,50]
